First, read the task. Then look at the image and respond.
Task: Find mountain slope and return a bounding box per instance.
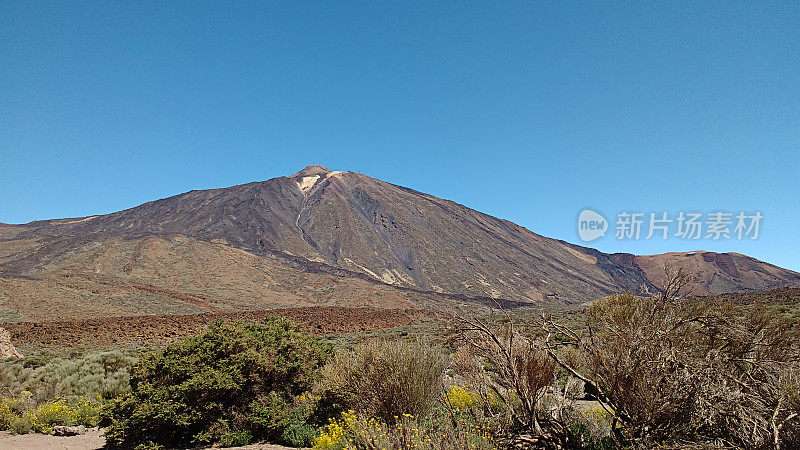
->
[0,234,466,322]
[621,251,800,296]
[2,165,798,317]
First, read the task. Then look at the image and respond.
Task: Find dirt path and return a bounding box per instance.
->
[0,430,298,449]
[0,429,104,449]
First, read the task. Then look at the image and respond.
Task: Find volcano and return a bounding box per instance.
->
[1,165,797,322]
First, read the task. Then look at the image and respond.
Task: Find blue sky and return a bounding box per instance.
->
[2,2,798,271]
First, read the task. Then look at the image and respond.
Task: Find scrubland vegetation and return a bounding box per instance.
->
[0,349,136,434]
[0,269,798,449]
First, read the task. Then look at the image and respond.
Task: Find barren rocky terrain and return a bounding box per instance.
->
[3,306,429,349]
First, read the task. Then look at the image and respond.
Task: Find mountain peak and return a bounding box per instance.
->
[6,169,798,308]
[291,165,331,178]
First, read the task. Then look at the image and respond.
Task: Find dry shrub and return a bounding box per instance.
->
[324,339,446,422]
[455,265,800,448]
[323,339,446,424]
[544,291,800,449]
[582,293,699,433]
[456,314,558,443]
[451,345,482,382]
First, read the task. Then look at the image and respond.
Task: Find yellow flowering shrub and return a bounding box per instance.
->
[313,417,346,449]
[313,409,495,449]
[30,399,73,433]
[0,395,101,434]
[314,410,387,449]
[444,385,479,411]
[69,397,101,427]
[0,397,15,429]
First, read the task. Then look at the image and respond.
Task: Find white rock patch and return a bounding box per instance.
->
[295,175,320,193]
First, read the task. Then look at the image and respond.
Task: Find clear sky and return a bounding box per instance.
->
[2,2,798,271]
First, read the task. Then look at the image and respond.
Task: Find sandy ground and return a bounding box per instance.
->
[0,429,105,449]
[0,429,297,449]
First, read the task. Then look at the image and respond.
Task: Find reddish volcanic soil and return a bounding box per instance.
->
[3,307,430,348]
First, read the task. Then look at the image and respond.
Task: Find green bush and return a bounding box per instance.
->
[247,391,327,446]
[104,318,331,448]
[9,414,32,435]
[218,429,253,447]
[282,420,319,447]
